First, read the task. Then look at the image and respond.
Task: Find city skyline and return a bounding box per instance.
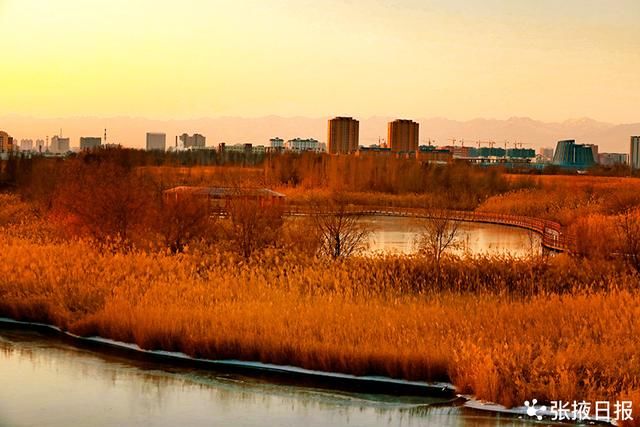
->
[2,114,638,153]
[1,0,639,123]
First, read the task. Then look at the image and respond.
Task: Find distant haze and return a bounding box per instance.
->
[2,115,639,153]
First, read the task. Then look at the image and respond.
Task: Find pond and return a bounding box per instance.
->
[363,216,541,257]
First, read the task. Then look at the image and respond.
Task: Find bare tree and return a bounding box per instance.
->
[416,208,462,286]
[156,193,213,253]
[54,160,154,244]
[312,195,371,259]
[226,192,284,259]
[526,229,541,257]
[616,208,640,273]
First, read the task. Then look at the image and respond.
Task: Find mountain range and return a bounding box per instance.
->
[2,115,638,153]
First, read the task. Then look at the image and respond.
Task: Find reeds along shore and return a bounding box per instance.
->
[1,232,640,412]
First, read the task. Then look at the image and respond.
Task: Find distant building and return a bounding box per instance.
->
[49,135,70,154]
[20,139,34,151]
[468,147,506,158]
[221,143,258,154]
[631,136,640,171]
[285,138,324,152]
[589,144,599,163]
[552,140,597,168]
[269,137,284,149]
[388,119,419,153]
[418,145,453,163]
[146,133,166,151]
[598,152,628,166]
[328,117,359,154]
[35,139,45,153]
[0,130,14,152]
[450,146,472,158]
[506,148,536,159]
[357,145,392,156]
[178,133,206,149]
[80,137,102,150]
[164,186,286,213]
[538,147,554,162]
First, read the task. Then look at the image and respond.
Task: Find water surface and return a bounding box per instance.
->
[363,216,541,257]
[0,328,551,427]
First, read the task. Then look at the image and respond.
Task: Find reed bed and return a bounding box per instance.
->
[1,235,639,410]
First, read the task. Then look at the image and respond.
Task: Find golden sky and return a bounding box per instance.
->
[1,0,638,122]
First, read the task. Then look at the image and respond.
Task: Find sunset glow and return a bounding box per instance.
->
[1,0,639,122]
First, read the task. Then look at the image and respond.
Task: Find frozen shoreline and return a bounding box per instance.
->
[0,316,612,425]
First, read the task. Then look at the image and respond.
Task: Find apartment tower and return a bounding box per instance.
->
[388,119,419,153]
[328,117,359,154]
[146,133,167,151]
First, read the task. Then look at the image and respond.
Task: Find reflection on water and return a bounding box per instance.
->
[0,328,551,427]
[363,216,542,257]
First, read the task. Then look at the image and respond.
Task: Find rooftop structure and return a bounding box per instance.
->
[164,186,286,212]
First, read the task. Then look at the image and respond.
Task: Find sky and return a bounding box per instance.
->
[1,0,639,123]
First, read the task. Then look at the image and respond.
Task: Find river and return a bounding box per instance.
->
[0,327,560,427]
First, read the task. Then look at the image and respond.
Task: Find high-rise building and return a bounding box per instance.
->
[146,133,166,151]
[388,119,419,153]
[178,133,206,149]
[328,117,359,154]
[35,139,45,153]
[631,136,640,171]
[80,137,102,150]
[49,135,70,154]
[0,130,14,152]
[552,140,597,168]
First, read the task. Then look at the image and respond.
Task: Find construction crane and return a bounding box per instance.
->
[476,140,495,149]
[422,138,435,147]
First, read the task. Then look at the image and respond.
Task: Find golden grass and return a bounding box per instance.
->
[479,176,640,225]
[1,234,639,408]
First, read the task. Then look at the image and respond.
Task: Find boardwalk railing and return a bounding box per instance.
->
[284,204,573,253]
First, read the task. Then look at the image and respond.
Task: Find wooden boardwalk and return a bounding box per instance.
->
[284,205,572,253]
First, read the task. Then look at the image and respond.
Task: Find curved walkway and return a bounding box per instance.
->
[285,205,572,253]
